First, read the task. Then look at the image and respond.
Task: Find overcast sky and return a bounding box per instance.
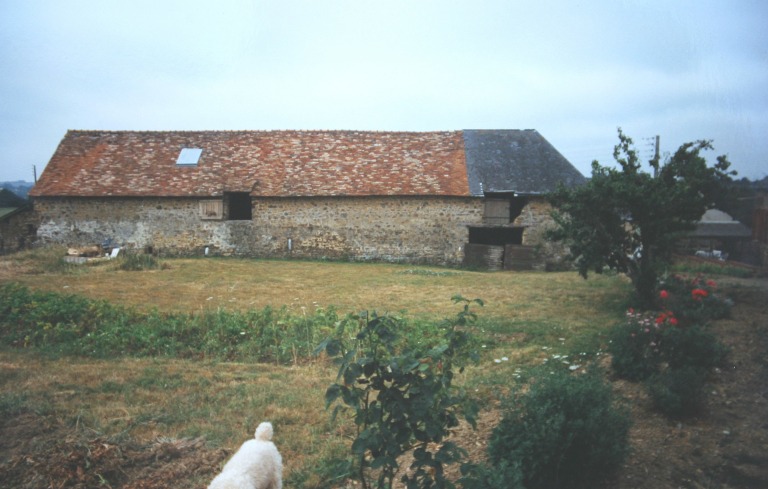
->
[1,0,766,183]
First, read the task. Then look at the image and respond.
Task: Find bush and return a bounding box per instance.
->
[459,460,524,489]
[487,367,631,489]
[317,296,482,489]
[648,366,709,418]
[658,323,728,371]
[607,309,665,381]
[657,274,732,325]
[608,274,730,418]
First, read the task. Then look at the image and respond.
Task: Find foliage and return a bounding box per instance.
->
[609,279,729,379]
[458,460,524,489]
[607,308,667,381]
[316,296,482,489]
[0,282,341,363]
[657,274,732,325]
[671,260,755,279]
[647,366,709,418]
[116,252,163,271]
[608,276,729,417]
[548,128,735,307]
[485,367,631,489]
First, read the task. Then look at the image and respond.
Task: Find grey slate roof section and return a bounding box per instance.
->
[463,129,587,196]
[690,209,752,238]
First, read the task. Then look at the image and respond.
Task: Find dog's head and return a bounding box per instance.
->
[254,422,273,441]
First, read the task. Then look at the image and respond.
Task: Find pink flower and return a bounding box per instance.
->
[659,290,669,300]
[669,317,679,326]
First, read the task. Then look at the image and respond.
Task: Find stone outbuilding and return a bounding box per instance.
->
[29,129,586,268]
[677,208,753,262]
[0,188,36,255]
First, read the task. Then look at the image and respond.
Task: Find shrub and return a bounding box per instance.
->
[487,367,631,489]
[656,274,732,325]
[607,309,667,381]
[647,366,709,418]
[608,275,730,418]
[316,296,482,489]
[658,323,728,371]
[458,460,524,489]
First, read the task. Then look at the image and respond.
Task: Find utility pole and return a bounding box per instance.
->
[652,135,660,177]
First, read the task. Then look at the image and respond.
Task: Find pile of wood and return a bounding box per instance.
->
[67,245,103,258]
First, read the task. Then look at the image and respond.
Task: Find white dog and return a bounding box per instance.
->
[208,422,283,489]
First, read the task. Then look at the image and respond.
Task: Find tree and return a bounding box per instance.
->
[548,128,734,307]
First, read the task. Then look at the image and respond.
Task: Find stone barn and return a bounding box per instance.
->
[0,188,36,255]
[29,129,586,268]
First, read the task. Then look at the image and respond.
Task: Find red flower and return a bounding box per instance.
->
[669,317,679,326]
[692,288,709,301]
[659,290,669,300]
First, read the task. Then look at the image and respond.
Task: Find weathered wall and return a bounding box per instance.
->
[33,196,482,265]
[511,198,570,269]
[0,208,38,255]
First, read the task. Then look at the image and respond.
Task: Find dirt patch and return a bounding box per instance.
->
[1,281,766,489]
[0,412,229,489]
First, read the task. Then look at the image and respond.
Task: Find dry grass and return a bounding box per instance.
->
[0,249,632,487]
[1,251,627,322]
[0,351,345,486]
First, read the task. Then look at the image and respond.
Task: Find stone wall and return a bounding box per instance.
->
[0,208,38,255]
[511,198,570,269]
[33,196,482,265]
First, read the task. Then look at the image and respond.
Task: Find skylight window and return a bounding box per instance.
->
[176,148,203,166]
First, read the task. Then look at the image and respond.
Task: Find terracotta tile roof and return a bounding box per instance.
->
[30,130,470,198]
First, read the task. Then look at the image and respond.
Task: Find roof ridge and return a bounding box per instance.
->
[65,129,463,135]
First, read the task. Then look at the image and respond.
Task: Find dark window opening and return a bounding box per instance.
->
[509,196,527,222]
[468,226,524,246]
[226,192,252,220]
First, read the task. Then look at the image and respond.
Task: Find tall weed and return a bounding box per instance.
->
[0,283,342,363]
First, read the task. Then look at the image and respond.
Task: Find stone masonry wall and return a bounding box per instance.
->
[512,198,570,269]
[33,196,482,265]
[0,208,38,255]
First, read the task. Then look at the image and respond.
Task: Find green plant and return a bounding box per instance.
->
[607,309,667,381]
[608,277,729,418]
[458,460,524,489]
[658,323,727,371]
[647,366,709,417]
[117,252,163,271]
[0,283,344,363]
[316,296,482,489]
[657,274,732,325]
[488,367,631,489]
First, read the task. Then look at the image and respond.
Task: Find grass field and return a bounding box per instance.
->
[0,248,632,487]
